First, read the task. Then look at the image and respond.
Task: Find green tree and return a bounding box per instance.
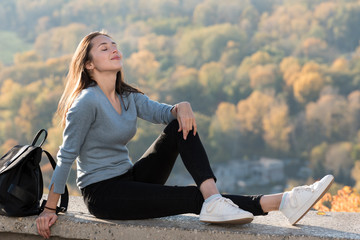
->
[175,24,248,68]
[324,3,360,52]
[310,142,328,179]
[193,1,217,26]
[348,91,360,139]
[34,23,89,59]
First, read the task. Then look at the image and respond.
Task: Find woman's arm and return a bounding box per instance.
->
[36,185,60,239]
[171,101,197,140]
[36,90,97,238]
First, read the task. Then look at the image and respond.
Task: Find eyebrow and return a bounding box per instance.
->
[97,41,117,48]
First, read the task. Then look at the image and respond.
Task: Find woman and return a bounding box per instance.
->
[36,31,334,239]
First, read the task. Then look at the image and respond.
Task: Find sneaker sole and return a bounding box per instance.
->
[200,217,254,225]
[289,175,334,225]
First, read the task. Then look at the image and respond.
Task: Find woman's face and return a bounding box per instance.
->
[86,35,123,74]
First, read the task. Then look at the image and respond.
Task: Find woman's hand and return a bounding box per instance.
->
[173,102,197,140]
[36,209,58,239]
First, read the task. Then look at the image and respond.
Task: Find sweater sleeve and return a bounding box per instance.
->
[49,91,96,194]
[133,93,176,124]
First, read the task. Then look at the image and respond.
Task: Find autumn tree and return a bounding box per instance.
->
[219,41,243,67]
[164,65,207,113]
[280,57,301,88]
[237,91,271,134]
[305,93,350,145]
[14,50,41,64]
[208,102,239,160]
[325,142,354,185]
[0,139,18,157]
[331,57,349,71]
[293,62,325,104]
[262,101,292,154]
[352,161,360,192]
[296,37,331,61]
[236,91,275,154]
[125,50,160,96]
[0,79,23,110]
[249,64,278,91]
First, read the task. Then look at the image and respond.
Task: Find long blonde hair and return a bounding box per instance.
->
[56,31,142,127]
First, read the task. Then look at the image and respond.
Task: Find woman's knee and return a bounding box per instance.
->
[164,120,179,134]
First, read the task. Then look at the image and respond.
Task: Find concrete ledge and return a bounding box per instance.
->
[0,196,359,240]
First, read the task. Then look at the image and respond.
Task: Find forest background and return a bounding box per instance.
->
[0,0,360,198]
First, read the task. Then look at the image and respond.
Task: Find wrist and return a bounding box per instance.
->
[42,205,58,215]
[171,104,178,115]
[44,205,57,211]
[42,209,57,215]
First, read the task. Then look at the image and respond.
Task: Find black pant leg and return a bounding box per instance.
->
[82,176,204,220]
[132,120,216,187]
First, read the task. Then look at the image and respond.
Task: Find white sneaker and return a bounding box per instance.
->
[199,197,254,224]
[280,174,334,225]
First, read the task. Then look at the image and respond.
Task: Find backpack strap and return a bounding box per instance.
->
[42,150,69,214]
[31,129,48,147]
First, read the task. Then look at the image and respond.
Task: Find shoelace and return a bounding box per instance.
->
[206,197,239,212]
[288,182,317,208]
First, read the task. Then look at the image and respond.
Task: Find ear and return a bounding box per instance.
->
[85,60,94,70]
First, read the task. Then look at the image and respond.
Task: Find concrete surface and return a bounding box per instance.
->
[0,195,359,240]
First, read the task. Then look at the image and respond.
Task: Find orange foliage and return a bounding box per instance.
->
[314,186,360,212]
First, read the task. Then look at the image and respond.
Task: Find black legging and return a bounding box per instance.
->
[81,120,267,220]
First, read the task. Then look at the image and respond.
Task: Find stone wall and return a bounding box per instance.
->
[1,196,359,240]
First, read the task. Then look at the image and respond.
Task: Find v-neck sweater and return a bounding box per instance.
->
[50,85,175,194]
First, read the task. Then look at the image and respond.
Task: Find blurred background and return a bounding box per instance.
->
[0,0,359,211]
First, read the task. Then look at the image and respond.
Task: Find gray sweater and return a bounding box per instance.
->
[50,85,175,194]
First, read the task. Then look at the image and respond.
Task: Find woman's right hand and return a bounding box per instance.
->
[36,209,58,239]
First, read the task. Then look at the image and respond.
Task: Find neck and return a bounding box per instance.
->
[93,71,117,99]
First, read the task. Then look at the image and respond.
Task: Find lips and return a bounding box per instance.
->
[111,56,121,60]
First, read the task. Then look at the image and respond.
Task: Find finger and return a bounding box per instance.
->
[49,215,57,227]
[182,118,191,140]
[41,218,51,239]
[193,121,197,136]
[37,218,46,237]
[188,119,193,132]
[177,118,183,132]
[183,129,189,140]
[42,230,49,239]
[188,118,194,134]
[36,219,41,236]
[44,227,50,239]
[39,226,48,239]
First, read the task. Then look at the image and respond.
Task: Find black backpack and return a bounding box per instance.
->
[0,129,68,217]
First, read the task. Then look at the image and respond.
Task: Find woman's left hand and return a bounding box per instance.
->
[172,102,197,140]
